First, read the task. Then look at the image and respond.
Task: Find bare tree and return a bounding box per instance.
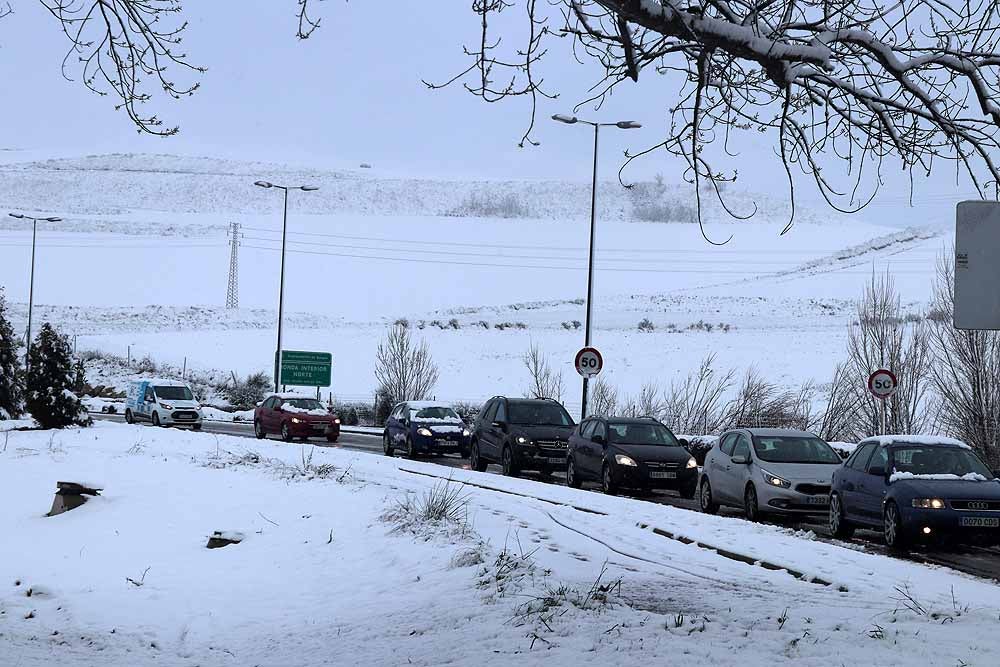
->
[815,362,863,443]
[374,324,439,406]
[661,354,734,433]
[722,368,810,430]
[846,271,934,436]
[928,253,1000,467]
[588,375,618,417]
[522,342,564,401]
[429,1,1000,238]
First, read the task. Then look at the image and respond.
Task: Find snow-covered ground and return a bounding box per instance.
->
[0,154,949,411]
[2,423,998,666]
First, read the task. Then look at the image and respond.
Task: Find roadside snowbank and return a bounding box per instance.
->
[2,424,998,666]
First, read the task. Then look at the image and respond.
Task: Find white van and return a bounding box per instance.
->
[125,379,203,429]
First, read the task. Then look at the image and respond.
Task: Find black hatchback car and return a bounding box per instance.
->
[567,417,698,496]
[469,396,575,477]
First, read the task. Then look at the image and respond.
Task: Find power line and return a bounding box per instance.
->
[238,234,939,266]
[239,224,942,255]
[241,243,937,276]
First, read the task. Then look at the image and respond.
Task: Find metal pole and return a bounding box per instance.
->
[274,187,289,391]
[25,218,37,373]
[881,398,887,436]
[580,123,600,421]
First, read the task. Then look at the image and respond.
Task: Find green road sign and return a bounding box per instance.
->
[280,350,332,387]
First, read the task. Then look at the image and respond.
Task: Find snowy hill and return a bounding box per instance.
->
[0,153,823,227]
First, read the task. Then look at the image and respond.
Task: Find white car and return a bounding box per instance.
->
[125,379,203,429]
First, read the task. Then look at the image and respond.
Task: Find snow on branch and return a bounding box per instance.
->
[434,0,1000,232]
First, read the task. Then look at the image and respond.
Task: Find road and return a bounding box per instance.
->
[92,413,1000,582]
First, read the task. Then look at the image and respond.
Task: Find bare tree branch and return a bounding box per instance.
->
[432,0,1000,230]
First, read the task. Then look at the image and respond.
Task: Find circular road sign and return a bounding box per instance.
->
[868,369,898,400]
[575,347,604,378]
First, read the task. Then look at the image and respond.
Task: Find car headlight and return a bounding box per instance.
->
[912,498,946,509]
[761,469,791,488]
[614,454,638,467]
[462,429,471,437]
[516,436,529,444]
[160,403,173,410]
[333,418,341,424]
[291,417,302,424]
[417,427,434,437]
[686,457,698,469]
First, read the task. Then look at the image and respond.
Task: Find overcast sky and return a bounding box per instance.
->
[0,1,978,223]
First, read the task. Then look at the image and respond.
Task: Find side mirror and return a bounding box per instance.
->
[731,455,750,465]
[591,434,606,446]
[679,438,690,447]
[868,466,886,477]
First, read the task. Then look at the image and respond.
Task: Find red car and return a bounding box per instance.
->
[254,393,341,443]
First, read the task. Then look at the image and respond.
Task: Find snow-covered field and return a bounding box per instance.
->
[2,423,998,666]
[0,154,950,410]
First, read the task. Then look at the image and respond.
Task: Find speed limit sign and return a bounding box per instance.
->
[868,369,898,399]
[575,347,603,378]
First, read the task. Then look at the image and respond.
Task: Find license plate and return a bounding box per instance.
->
[650,471,677,479]
[960,517,999,528]
[435,438,451,444]
[547,457,565,464]
[312,425,326,432]
[806,496,828,505]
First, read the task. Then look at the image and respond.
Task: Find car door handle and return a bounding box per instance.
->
[725,465,731,471]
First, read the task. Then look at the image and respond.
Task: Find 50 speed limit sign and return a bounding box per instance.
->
[575,347,604,378]
[868,369,898,399]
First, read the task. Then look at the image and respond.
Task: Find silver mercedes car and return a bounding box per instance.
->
[699,428,843,521]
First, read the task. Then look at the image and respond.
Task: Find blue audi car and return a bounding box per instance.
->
[830,436,1000,549]
[382,401,471,459]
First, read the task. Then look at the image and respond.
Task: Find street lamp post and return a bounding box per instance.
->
[551,115,641,420]
[253,181,318,391]
[8,213,63,373]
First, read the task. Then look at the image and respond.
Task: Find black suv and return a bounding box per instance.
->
[469,397,576,477]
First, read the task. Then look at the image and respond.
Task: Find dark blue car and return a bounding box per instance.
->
[382,401,471,459]
[830,436,1000,549]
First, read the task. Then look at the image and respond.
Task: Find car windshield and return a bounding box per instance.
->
[753,436,841,464]
[413,407,460,420]
[154,386,193,401]
[508,402,574,427]
[285,399,325,411]
[607,422,681,446]
[891,446,993,478]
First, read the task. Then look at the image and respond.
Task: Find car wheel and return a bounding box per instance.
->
[679,480,697,500]
[152,411,161,427]
[470,440,488,472]
[383,433,393,456]
[883,501,909,550]
[501,446,519,477]
[602,463,618,495]
[829,494,855,539]
[406,437,416,459]
[566,458,582,489]
[699,478,719,514]
[280,422,293,443]
[744,484,761,522]
[254,420,266,439]
[125,409,134,424]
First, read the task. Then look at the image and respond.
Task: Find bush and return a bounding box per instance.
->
[638,318,655,333]
[25,323,91,429]
[628,174,697,223]
[221,371,271,410]
[445,191,530,219]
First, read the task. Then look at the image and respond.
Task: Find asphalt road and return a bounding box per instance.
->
[92,413,1000,582]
